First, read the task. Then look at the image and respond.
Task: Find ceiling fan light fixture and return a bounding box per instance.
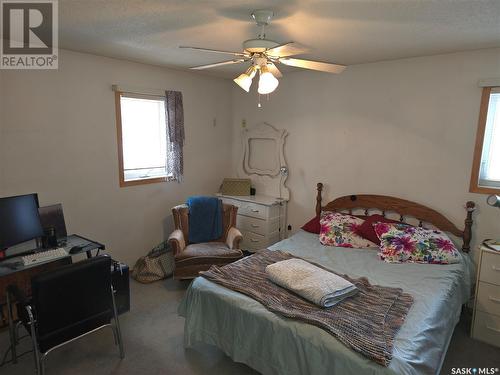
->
[233,66,256,92]
[233,73,252,92]
[258,65,279,94]
[181,9,346,101]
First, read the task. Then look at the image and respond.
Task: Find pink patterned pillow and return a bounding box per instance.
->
[373,222,460,264]
[319,212,377,248]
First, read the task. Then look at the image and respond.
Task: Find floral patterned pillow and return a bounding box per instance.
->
[373,222,460,264]
[319,212,377,248]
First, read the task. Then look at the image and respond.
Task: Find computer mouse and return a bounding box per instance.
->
[69,246,83,254]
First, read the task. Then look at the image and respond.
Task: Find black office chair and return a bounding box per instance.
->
[7,256,124,374]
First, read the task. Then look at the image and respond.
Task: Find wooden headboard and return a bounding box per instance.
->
[314,183,476,252]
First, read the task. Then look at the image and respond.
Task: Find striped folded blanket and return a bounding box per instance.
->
[265,258,358,307]
[200,249,413,366]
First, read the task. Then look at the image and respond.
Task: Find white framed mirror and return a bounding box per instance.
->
[238,122,289,200]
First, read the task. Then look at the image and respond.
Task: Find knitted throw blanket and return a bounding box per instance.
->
[200,250,413,367]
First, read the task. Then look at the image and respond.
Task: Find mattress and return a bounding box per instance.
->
[178,230,474,375]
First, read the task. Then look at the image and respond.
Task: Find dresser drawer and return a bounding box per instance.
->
[237,215,267,236]
[477,281,500,316]
[473,311,500,348]
[241,230,267,251]
[479,251,500,286]
[237,215,279,236]
[220,198,241,208]
[239,202,268,220]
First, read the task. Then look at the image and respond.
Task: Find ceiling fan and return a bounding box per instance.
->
[179,10,346,95]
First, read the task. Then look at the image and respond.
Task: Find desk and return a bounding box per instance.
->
[0,234,105,306]
[0,234,106,364]
[59,234,105,258]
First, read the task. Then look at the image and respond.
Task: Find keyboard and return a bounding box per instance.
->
[22,248,68,266]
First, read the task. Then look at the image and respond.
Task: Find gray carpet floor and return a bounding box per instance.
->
[1,278,499,374]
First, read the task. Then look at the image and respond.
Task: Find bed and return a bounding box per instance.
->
[178,184,476,375]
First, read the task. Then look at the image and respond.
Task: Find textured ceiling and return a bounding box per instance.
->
[58,0,500,78]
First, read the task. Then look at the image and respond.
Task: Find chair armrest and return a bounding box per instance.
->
[226,227,243,250]
[7,284,29,306]
[168,229,186,256]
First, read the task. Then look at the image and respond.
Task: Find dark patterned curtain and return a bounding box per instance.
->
[165,91,184,182]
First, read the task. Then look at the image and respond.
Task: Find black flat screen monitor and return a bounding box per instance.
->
[0,193,43,249]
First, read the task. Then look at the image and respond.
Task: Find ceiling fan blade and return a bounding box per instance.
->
[179,46,248,57]
[267,62,283,78]
[265,42,309,57]
[190,59,247,70]
[279,58,346,74]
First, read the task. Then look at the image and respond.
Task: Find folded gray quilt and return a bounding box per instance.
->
[265,258,358,307]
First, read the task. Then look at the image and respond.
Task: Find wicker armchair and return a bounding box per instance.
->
[168,203,243,280]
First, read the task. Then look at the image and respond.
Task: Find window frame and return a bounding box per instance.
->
[470,86,500,194]
[114,91,174,188]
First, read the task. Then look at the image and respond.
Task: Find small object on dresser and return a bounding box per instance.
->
[487,194,500,208]
[221,178,251,196]
[471,244,500,348]
[482,239,500,252]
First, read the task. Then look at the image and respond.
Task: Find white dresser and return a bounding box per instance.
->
[471,245,500,348]
[218,194,287,252]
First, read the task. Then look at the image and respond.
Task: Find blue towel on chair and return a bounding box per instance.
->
[186,196,223,243]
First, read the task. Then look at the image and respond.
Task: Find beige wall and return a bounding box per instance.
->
[231,48,500,256]
[2,47,500,264]
[0,50,233,265]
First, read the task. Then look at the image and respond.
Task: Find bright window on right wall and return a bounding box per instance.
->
[470,87,500,193]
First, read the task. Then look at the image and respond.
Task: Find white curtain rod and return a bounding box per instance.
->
[111,84,172,97]
[478,78,500,87]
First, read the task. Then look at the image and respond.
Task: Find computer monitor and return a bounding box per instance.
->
[0,193,44,249]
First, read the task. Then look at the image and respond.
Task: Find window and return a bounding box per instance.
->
[470,87,500,193]
[115,92,173,187]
